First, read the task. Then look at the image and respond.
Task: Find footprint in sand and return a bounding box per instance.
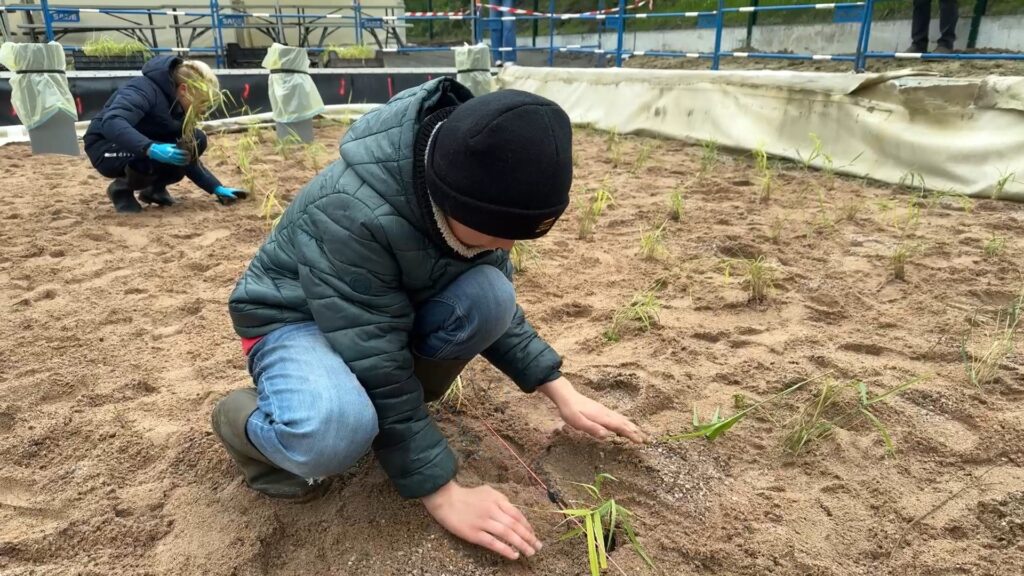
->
[0,476,66,521]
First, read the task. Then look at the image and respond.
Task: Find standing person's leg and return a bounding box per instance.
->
[489,5,503,64]
[936,0,959,50]
[412,265,517,400]
[501,0,517,64]
[910,0,932,52]
[213,322,379,499]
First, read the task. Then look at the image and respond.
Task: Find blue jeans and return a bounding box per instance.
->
[245,265,516,479]
[489,0,517,63]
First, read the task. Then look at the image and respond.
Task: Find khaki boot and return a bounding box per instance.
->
[414,353,470,403]
[211,389,327,501]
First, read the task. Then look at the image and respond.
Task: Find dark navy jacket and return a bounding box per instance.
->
[84,55,221,193]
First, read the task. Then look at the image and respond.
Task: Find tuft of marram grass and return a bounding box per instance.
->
[890,243,913,281]
[668,187,684,221]
[983,235,1006,257]
[509,241,539,273]
[961,293,1021,388]
[725,256,776,303]
[638,222,668,260]
[605,290,661,342]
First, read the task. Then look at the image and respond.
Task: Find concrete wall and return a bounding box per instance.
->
[0,1,405,50]
[546,14,1024,55]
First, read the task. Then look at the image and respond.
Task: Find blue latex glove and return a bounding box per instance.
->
[147,143,190,166]
[213,186,248,205]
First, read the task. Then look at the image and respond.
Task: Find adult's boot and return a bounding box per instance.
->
[107,179,142,213]
[211,388,327,501]
[414,353,470,403]
[139,185,176,207]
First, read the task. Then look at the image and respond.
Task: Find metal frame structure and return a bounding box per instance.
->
[2,1,1022,72]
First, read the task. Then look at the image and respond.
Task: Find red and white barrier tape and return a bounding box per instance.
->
[474,0,652,19]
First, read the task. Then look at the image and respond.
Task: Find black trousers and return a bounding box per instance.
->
[84,131,208,190]
[912,0,959,49]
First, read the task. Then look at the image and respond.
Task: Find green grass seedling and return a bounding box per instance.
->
[700,139,718,175]
[604,290,660,342]
[785,377,923,456]
[984,235,1006,257]
[665,371,832,442]
[724,256,776,303]
[631,143,653,175]
[438,376,465,411]
[558,474,654,576]
[753,145,772,203]
[890,243,915,281]
[961,294,1022,388]
[509,241,539,273]
[638,222,668,260]
[993,169,1016,200]
[668,187,685,221]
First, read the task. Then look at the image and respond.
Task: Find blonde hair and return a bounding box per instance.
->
[173,59,221,114]
[172,59,220,92]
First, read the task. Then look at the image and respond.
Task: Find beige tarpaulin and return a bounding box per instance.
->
[498,67,1024,202]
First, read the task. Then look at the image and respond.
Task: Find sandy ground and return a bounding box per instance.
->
[1,118,1022,576]
[627,53,1024,77]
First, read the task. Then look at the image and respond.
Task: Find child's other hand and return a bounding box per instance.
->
[422,480,542,560]
[540,377,649,444]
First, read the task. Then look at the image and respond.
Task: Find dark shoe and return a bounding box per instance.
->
[933,45,954,54]
[107,179,142,213]
[212,389,328,501]
[414,353,470,403]
[139,186,176,207]
[905,43,927,54]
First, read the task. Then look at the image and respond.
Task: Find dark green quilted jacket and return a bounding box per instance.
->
[228,78,563,499]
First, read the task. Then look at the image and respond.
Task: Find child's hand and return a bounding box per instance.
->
[422,480,542,560]
[540,377,649,444]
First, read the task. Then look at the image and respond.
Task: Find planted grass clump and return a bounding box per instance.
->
[577,182,615,240]
[558,473,653,576]
[784,377,923,456]
[723,256,776,303]
[961,292,1022,388]
[638,223,668,260]
[665,372,830,442]
[699,139,718,176]
[179,78,233,161]
[890,243,916,281]
[604,289,660,342]
[668,187,684,221]
[509,241,539,273]
[984,235,1006,257]
[753,145,773,203]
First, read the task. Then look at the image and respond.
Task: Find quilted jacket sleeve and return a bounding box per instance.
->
[294,192,457,499]
[481,259,563,393]
[99,82,158,156]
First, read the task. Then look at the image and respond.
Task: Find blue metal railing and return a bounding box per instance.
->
[4,1,1022,72]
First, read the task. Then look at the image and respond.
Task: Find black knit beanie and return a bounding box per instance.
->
[425,90,572,240]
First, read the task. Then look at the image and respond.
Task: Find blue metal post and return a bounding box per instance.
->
[855,0,876,72]
[39,0,55,42]
[547,0,555,66]
[712,0,724,70]
[614,0,626,67]
[209,0,225,68]
[472,0,483,44]
[354,0,363,45]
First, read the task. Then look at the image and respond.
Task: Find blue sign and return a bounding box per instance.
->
[696,13,716,29]
[361,17,385,29]
[833,5,865,23]
[220,14,246,27]
[52,10,81,23]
